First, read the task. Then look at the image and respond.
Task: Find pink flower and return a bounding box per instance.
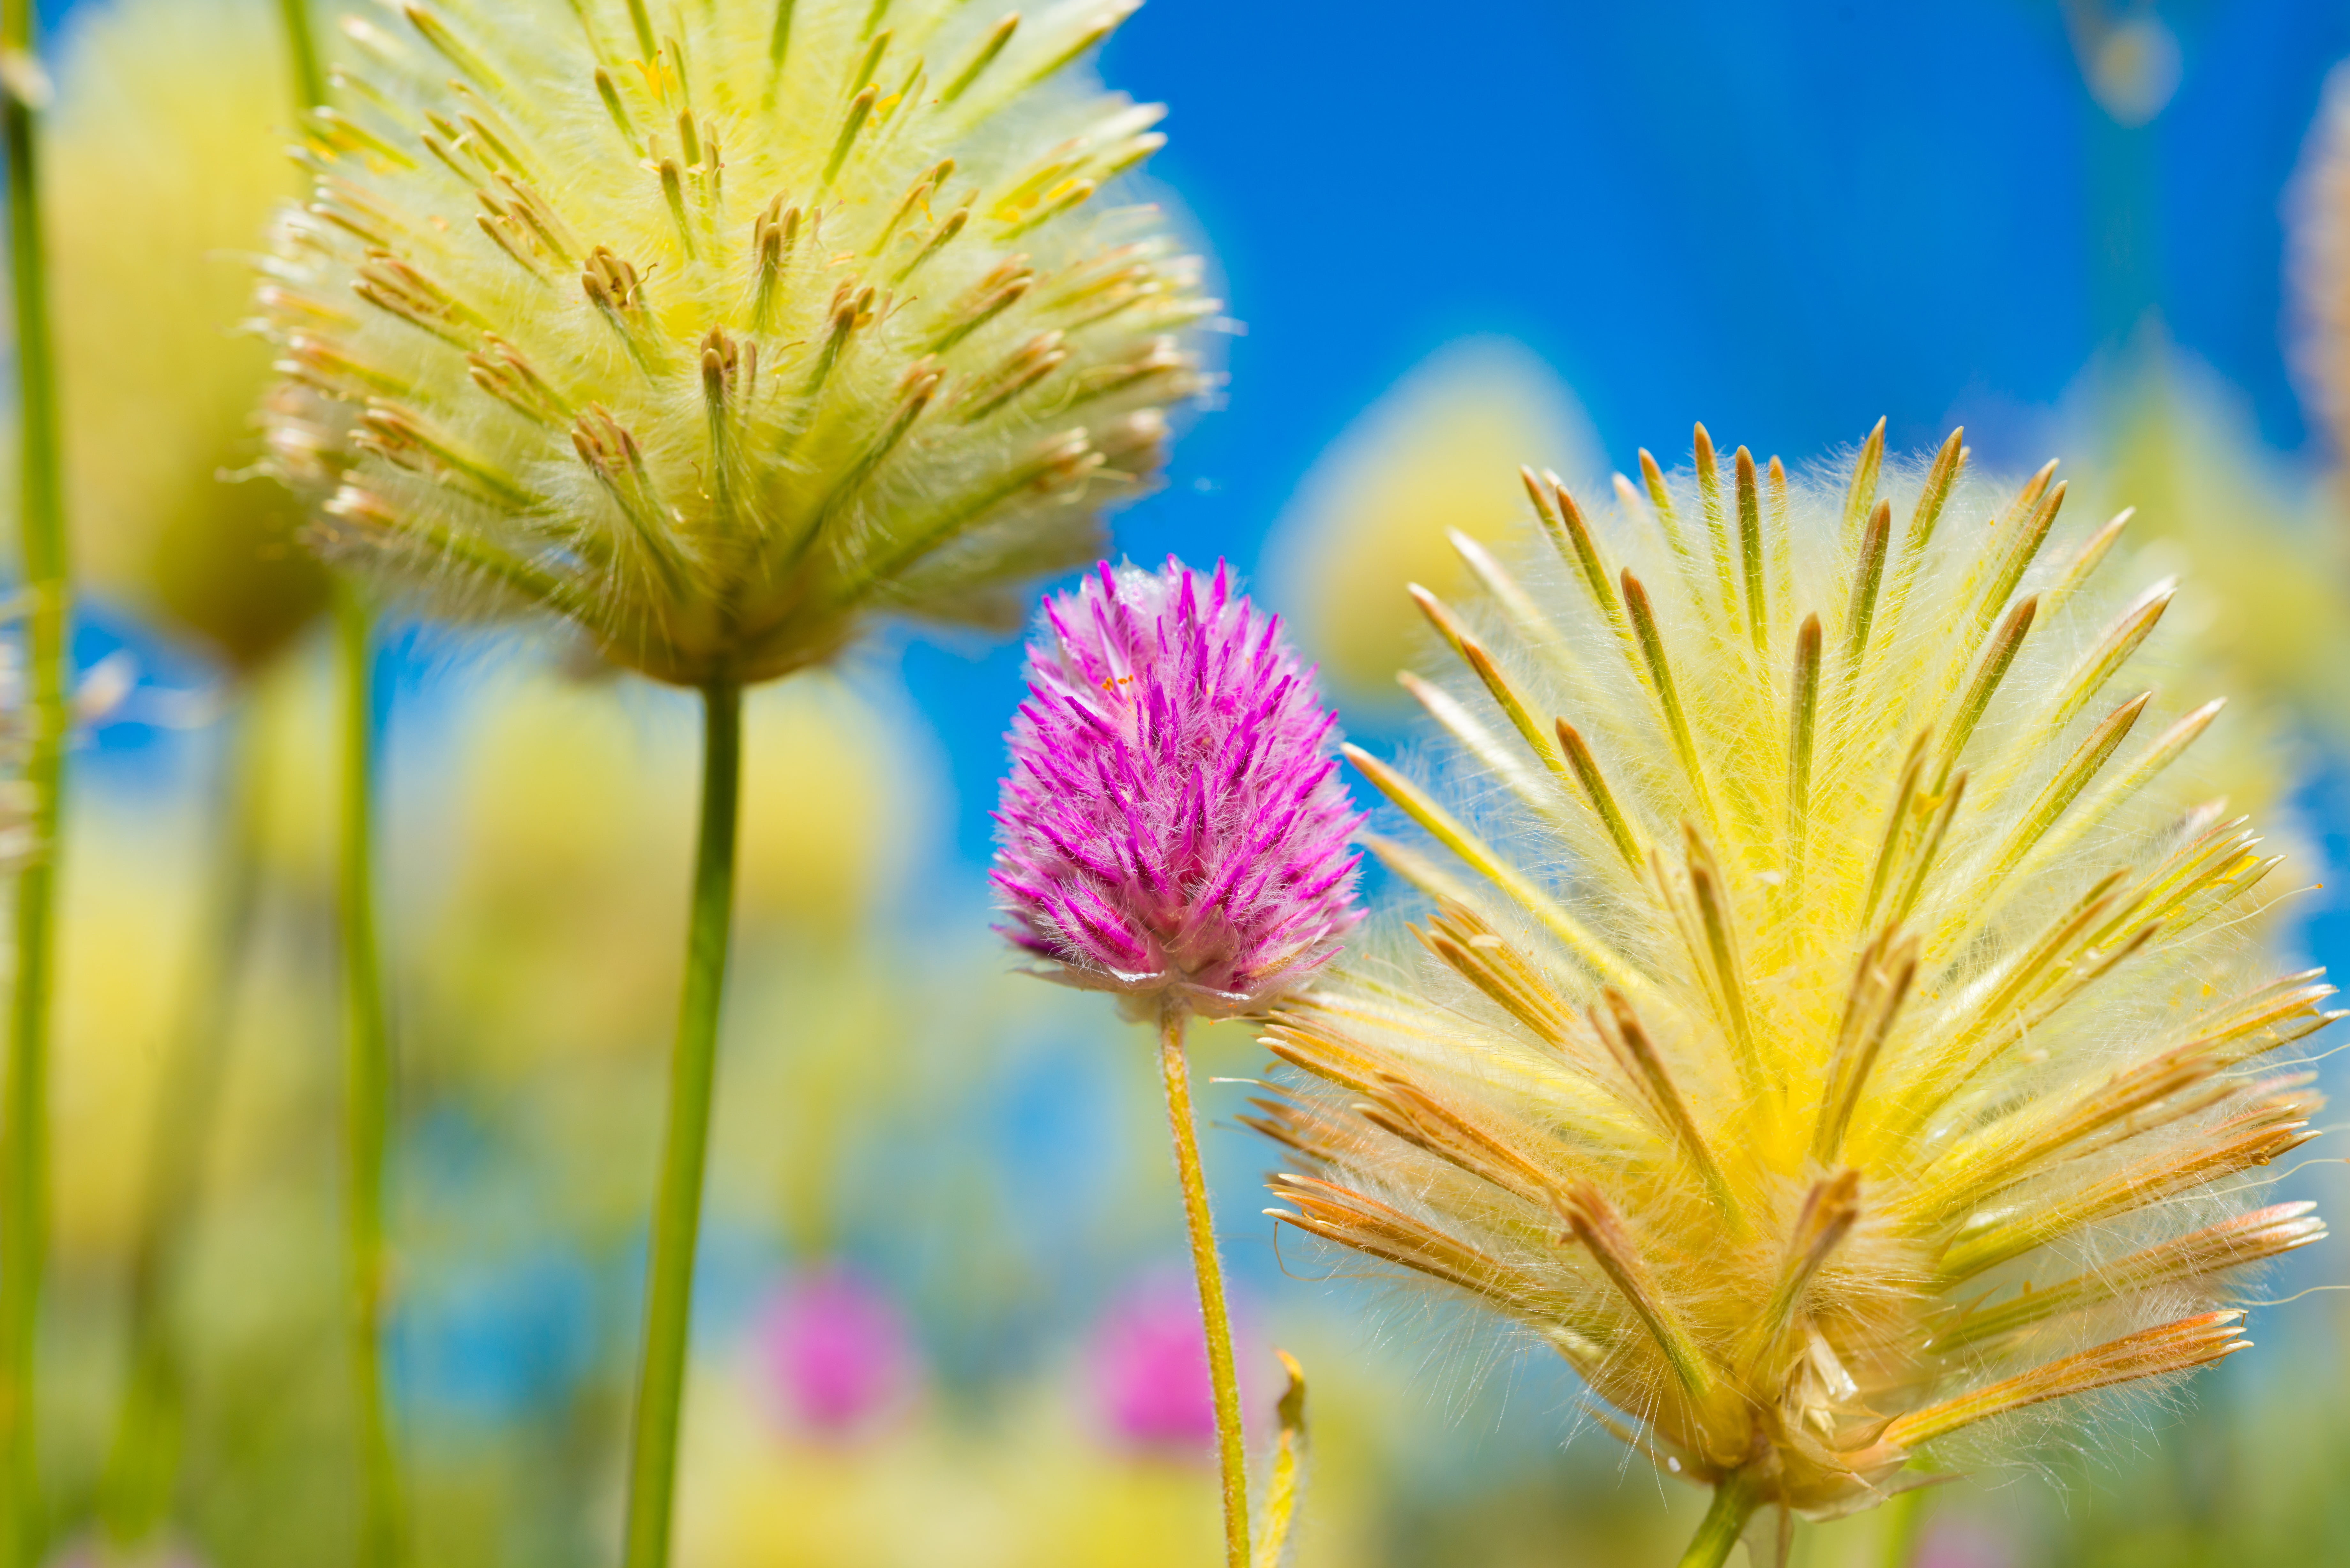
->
[1089,1271,1226,1451]
[755,1266,917,1437]
[993,558,1363,1019]
[1915,1518,2020,1568]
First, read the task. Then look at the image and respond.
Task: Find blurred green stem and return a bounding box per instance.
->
[99,687,272,1545]
[273,0,325,108]
[1158,1004,1249,1568]
[1677,1472,1761,1568]
[0,0,70,1558]
[622,679,743,1568]
[336,587,402,1568]
[1879,1487,1928,1567]
[267,10,398,1563]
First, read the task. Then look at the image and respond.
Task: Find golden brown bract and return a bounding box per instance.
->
[1259,424,2332,1526]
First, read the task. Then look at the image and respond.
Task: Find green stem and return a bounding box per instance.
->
[269,4,400,1555]
[1878,1487,1928,1568]
[621,679,743,1568]
[99,688,271,1546]
[0,0,71,1558]
[1677,1470,1763,1568]
[1158,1004,1249,1568]
[336,587,402,1568]
[274,0,326,109]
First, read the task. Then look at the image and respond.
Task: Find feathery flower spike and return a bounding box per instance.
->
[1260,424,2332,1564]
[995,557,1361,1568]
[257,0,1211,688]
[995,557,1365,1017]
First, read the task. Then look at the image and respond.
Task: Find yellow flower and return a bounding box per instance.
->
[420,665,921,1077]
[2064,343,2350,752]
[48,0,330,672]
[1258,424,2331,1546]
[258,0,1210,687]
[1263,337,1600,706]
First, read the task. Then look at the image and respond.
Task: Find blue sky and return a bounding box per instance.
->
[876,0,2350,866]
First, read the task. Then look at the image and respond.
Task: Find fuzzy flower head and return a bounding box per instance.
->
[1258,424,2332,1525]
[993,558,1363,1019]
[259,0,1210,687]
[49,0,330,672]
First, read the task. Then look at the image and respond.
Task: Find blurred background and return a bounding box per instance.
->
[25,0,2350,1564]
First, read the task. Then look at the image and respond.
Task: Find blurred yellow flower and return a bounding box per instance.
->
[678,1358,1222,1568]
[1263,337,1601,706]
[2064,343,2350,750]
[421,663,923,1079]
[46,0,330,672]
[50,808,198,1264]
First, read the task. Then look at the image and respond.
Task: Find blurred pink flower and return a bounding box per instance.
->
[1916,1516,2020,1568]
[1088,1268,1271,1452]
[755,1266,918,1438]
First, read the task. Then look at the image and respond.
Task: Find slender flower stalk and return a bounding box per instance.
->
[993,559,1362,1564]
[334,583,403,1568]
[0,0,69,1557]
[98,690,273,1545]
[251,7,1208,1557]
[258,3,411,1556]
[1261,426,2333,1560]
[1158,1000,1247,1562]
[1679,1466,1765,1568]
[623,677,740,1568]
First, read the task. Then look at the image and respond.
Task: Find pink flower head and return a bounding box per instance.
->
[755,1266,918,1438]
[992,557,1364,1019]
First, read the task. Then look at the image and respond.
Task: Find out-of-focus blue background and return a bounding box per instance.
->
[876,0,2350,868]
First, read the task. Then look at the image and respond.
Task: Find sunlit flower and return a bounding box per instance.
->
[255,0,1209,687]
[992,558,1363,1019]
[1257,424,2332,1549]
[48,0,330,672]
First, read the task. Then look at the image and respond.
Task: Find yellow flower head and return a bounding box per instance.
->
[259,0,1210,686]
[1259,424,2332,1525]
[49,0,330,671]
